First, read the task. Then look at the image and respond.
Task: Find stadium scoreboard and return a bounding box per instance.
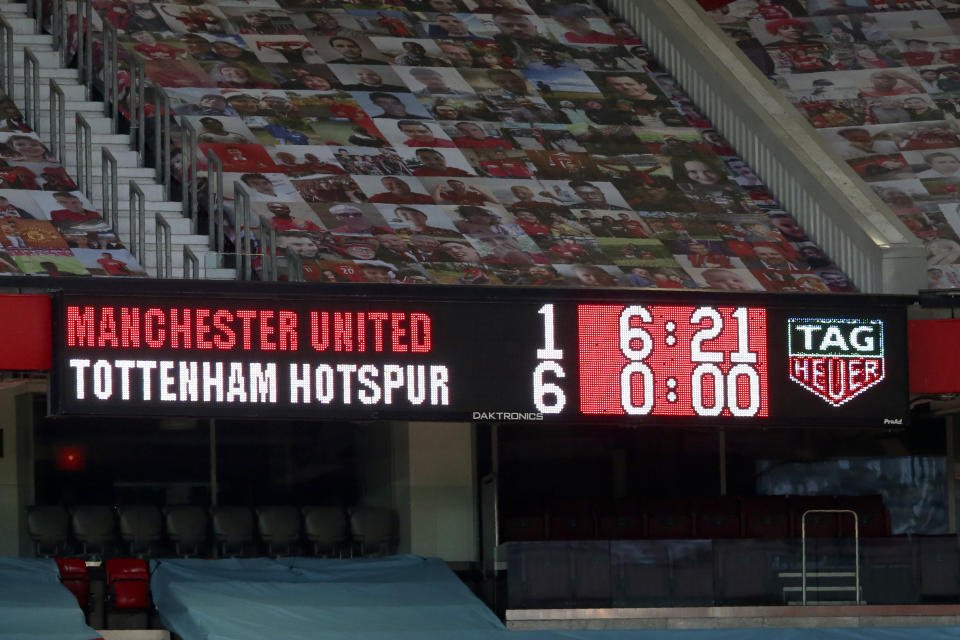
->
[50,290,908,427]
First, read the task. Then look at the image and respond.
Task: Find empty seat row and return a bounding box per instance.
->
[27,504,396,559]
[501,495,890,542]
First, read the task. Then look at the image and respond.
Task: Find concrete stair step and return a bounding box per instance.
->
[13,82,86,100]
[63,148,138,164]
[59,132,130,145]
[93,198,182,213]
[6,15,37,34]
[0,5,30,14]
[20,48,59,66]
[88,182,164,199]
[116,214,193,235]
[11,33,52,46]
[36,114,112,134]
[17,65,75,80]
[65,166,157,180]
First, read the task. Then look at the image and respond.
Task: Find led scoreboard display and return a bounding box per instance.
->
[50,290,909,427]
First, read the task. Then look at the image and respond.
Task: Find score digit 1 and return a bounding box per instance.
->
[533,303,566,414]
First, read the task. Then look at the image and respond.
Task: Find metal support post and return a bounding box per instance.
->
[49,80,66,164]
[128,180,145,261]
[155,213,172,278]
[22,49,39,131]
[75,113,93,199]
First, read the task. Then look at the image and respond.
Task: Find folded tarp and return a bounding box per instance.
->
[150,555,505,640]
[0,558,101,640]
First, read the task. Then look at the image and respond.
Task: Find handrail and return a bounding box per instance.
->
[285,246,303,283]
[180,118,198,233]
[26,0,37,33]
[74,112,93,199]
[233,181,252,281]
[155,212,172,279]
[183,245,200,279]
[27,0,42,35]
[49,80,66,164]
[22,48,39,131]
[155,88,171,199]
[801,509,860,606]
[101,21,119,134]
[0,16,12,97]
[53,0,65,66]
[257,215,277,282]
[77,0,92,100]
[128,180,145,261]
[206,148,224,253]
[100,147,118,233]
[608,0,926,294]
[129,57,145,160]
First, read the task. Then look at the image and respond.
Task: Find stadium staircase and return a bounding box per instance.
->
[0,0,234,278]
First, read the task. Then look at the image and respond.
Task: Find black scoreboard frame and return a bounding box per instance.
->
[48,282,912,428]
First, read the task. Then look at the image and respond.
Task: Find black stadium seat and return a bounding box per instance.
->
[255,506,301,556]
[71,505,117,558]
[211,506,255,557]
[116,505,163,557]
[301,506,348,557]
[26,505,70,557]
[163,505,209,557]
[348,506,396,556]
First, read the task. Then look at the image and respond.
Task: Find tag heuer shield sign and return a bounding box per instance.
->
[787,318,885,407]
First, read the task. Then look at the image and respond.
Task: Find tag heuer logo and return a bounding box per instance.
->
[787,318,885,407]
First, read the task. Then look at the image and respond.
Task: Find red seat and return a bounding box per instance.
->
[56,558,90,610]
[105,558,150,610]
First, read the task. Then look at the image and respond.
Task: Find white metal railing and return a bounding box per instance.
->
[76,0,91,100]
[22,47,39,130]
[609,0,926,294]
[180,117,199,233]
[128,180,145,261]
[0,16,13,96]
[206,148,224,253]
[257,216,277,282]
[101,20,118,134]
[129,56,145,162]
[155,212,172,278]
[49,78,66,163]
[74,112,92,198]
[232,182,255,281]
[100,146,118,231]
[801,509,861,605]
[285,247,302,283]
[183,244,199,279]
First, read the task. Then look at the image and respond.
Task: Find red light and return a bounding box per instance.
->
[55,445,85,472]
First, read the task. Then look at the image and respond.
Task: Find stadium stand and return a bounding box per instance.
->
[34,0,858,291]
[704,0,960,290]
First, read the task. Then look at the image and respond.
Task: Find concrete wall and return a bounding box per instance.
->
[0,382,37,557]
[358,421,477,564]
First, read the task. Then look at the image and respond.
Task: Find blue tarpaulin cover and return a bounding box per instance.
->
[150,555,960,640]
[0,558,100,640]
